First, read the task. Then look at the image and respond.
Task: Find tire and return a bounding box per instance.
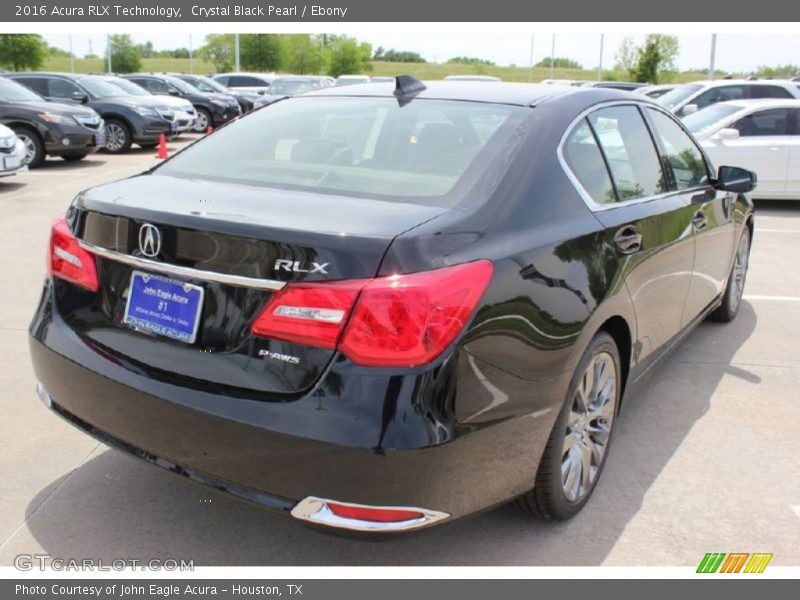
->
[710,227,750,323]
[192,108,211,133]
[60,153,88,162]
[103,119,132,153]
[137,142,159,149]
[516,331,621,520]
[10,125,45,168]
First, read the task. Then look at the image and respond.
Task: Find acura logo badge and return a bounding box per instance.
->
[138,223,161,258]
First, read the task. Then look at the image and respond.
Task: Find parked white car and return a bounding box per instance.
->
[657,79,800,117]
[212,73,275,95]
[684,98,800,199]
[636,84,676,99]
[334,75,371,87]
[0,123,26,177]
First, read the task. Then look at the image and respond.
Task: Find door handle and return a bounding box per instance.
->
[613,225,643,254]
[692,210,708,230]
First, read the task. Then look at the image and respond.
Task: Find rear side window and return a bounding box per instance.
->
[647,109,709,189]
[749,86,793,99]
[588,106,667,201]
[563,121,616,204]
[159,97,525,205]
[230,76,266,87]
[732,108,790,136]
[14,77,48,96]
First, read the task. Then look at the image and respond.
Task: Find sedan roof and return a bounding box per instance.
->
[305,80,634,107]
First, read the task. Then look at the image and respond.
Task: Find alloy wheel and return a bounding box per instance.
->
[731,232,750,311]
[17,133,36,165]
[194,111,209,132]
[561,351,617,503]
[105,123,127,152]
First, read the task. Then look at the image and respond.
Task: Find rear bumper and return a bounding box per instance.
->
[29,283,563,532]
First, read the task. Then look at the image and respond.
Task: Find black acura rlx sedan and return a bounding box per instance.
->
[30,78,755,534]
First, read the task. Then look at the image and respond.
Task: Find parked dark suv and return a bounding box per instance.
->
[0,76,103,167]
[6,72,176,153]
[171,73,258,113]
[123,74,241,132]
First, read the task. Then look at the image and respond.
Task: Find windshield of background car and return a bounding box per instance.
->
[0,78,44,102]
[78,77,128,98]
[269,80,323,95]
[108,78,150,96]
[158,97,526,205]
[193,77,228,93]
[164,76,201,95]
[683,104,742,134]
[656,84,703,110]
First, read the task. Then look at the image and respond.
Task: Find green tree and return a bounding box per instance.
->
[326,36,372,77]
[108,34,141,73]
[281,35,325,74]
[614,37,637,72]
[240,34,281,71]
[139,40,154,59]
[0,34,47,71]
[632,38,661,83]
[447,56,494,66]
[199,34,234,73]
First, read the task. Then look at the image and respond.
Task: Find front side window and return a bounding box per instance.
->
[563,120,616,205]
[694,85,747,110]
[647,108,710,189]
[588,106,667,201]
[48,78,82,99]
[732,108,789,136]
[158,97,525,205]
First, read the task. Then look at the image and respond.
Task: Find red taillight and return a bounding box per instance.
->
[47,217,98,292]
[326,502,424,523]
[251,260,493,367]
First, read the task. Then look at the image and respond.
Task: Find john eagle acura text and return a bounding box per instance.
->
[30,78,755,533]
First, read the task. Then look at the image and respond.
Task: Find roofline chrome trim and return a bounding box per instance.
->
[290,496,450,532]
[556,99,709,213]
[78,240,287,291]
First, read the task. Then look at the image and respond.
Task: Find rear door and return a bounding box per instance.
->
[645,107,736,323]
[564,104,696,362]
[785,108,800,196]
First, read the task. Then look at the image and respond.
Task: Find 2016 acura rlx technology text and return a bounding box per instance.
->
[30,78,755,534]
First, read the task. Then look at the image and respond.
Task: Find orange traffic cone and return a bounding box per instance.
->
[156,133,168,159]
[206,125,213,134]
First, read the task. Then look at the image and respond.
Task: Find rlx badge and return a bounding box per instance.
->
[274,259,329,275]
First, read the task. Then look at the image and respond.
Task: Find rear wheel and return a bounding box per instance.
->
[710,227,750,323]
[104,119,132,153]
[516,332,621,520]
[11,125,45,168]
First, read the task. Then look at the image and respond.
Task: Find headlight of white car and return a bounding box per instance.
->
[0,135,16,149]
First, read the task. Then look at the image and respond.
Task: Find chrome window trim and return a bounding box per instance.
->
[557,100,708,212]
[78,240,286,291]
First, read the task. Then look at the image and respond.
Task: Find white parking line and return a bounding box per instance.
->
[743,295,800,302]
[792,506,800,520]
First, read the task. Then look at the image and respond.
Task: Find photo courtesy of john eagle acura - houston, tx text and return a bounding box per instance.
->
[30,77,755,534]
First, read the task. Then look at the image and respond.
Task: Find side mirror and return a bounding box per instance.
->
[258,89,266,95]
[72,91,88,104]
[681,103,699,116]
[168,88,181,96]
[715,165,757,193]
[716,128,740,140]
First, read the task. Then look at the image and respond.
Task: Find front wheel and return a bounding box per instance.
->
[710,227,750,323]
[192,108,211,133]
[103,119,132,153]
[60,152,88,162]
[11,125,45,168]
[516,332,621,520]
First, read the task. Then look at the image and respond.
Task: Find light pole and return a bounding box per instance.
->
[528,34,534,82]
[708,33,717,80]
[550,34,555,79]
[597,34,604,81]
[189,34,193,74]
[235,33,240,71]
[106,34,112,73]
[68,35,75,73]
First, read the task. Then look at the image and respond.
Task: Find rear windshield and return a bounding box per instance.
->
[158,97,526,204]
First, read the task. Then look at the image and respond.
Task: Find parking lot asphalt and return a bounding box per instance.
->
[0,141,798,567]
